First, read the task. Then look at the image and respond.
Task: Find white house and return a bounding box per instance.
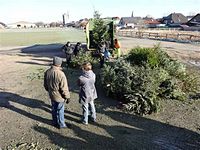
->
[118,17,143,29]
[7,21,36,28]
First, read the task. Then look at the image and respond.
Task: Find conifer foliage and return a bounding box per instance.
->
[92,11,110,47]
[101,45,199,115]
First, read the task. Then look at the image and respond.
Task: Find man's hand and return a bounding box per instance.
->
[65,98,70,104]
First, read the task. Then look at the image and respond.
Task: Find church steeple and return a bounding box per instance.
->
[131,11,134,17]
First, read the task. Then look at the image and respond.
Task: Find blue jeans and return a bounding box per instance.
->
[51,100,66,128]
[82,100,96,124]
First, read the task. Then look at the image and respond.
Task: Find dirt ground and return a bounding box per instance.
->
[0,38,200,150]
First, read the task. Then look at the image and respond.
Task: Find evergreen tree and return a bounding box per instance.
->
[92,11,110,47]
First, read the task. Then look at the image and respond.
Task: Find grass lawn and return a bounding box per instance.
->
[0,28,86,47]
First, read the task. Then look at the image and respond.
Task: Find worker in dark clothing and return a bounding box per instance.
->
[62,41,74,66]
[74,42,82,56]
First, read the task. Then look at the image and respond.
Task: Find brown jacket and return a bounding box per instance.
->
[44,66,70,102]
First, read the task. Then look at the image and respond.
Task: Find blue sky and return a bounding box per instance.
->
[0,0,199,24]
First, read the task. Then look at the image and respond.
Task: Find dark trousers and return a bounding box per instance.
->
[100,55,104,68]
[66,54,72,66]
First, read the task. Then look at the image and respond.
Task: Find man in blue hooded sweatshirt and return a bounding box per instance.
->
[78,62,98,125]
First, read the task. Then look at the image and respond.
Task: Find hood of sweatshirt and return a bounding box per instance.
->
[82,70,95,79]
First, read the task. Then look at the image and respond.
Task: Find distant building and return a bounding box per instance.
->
[181,13,200,31]
[103,17,120,25]
[0,22,6,29]
[187,13,200,26]
[118,17,143,29]
[112,17,120,25]
[143,19,161,28]
[7,21,36,28]
[162,13,188,27]
[35,22,48,28]
[186,15,195,21]
[75,18,89,29]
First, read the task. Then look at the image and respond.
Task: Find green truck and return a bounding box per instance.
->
[85,19,114,49]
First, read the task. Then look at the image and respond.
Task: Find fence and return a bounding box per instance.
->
[116,30,200,42]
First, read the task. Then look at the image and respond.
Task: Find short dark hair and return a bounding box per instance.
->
[66,41,70,46]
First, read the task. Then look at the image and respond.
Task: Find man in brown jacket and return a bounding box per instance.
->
[44,56,70,128]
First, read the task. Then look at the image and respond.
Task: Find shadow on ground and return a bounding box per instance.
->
[21,43,64,58]
[20,43,88,58]
[33,106,200,150]
[0,92,52,126]
[15,43,88,66]
[99,110,200,150]
[1,89,200,149]
[0,91,82,126]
